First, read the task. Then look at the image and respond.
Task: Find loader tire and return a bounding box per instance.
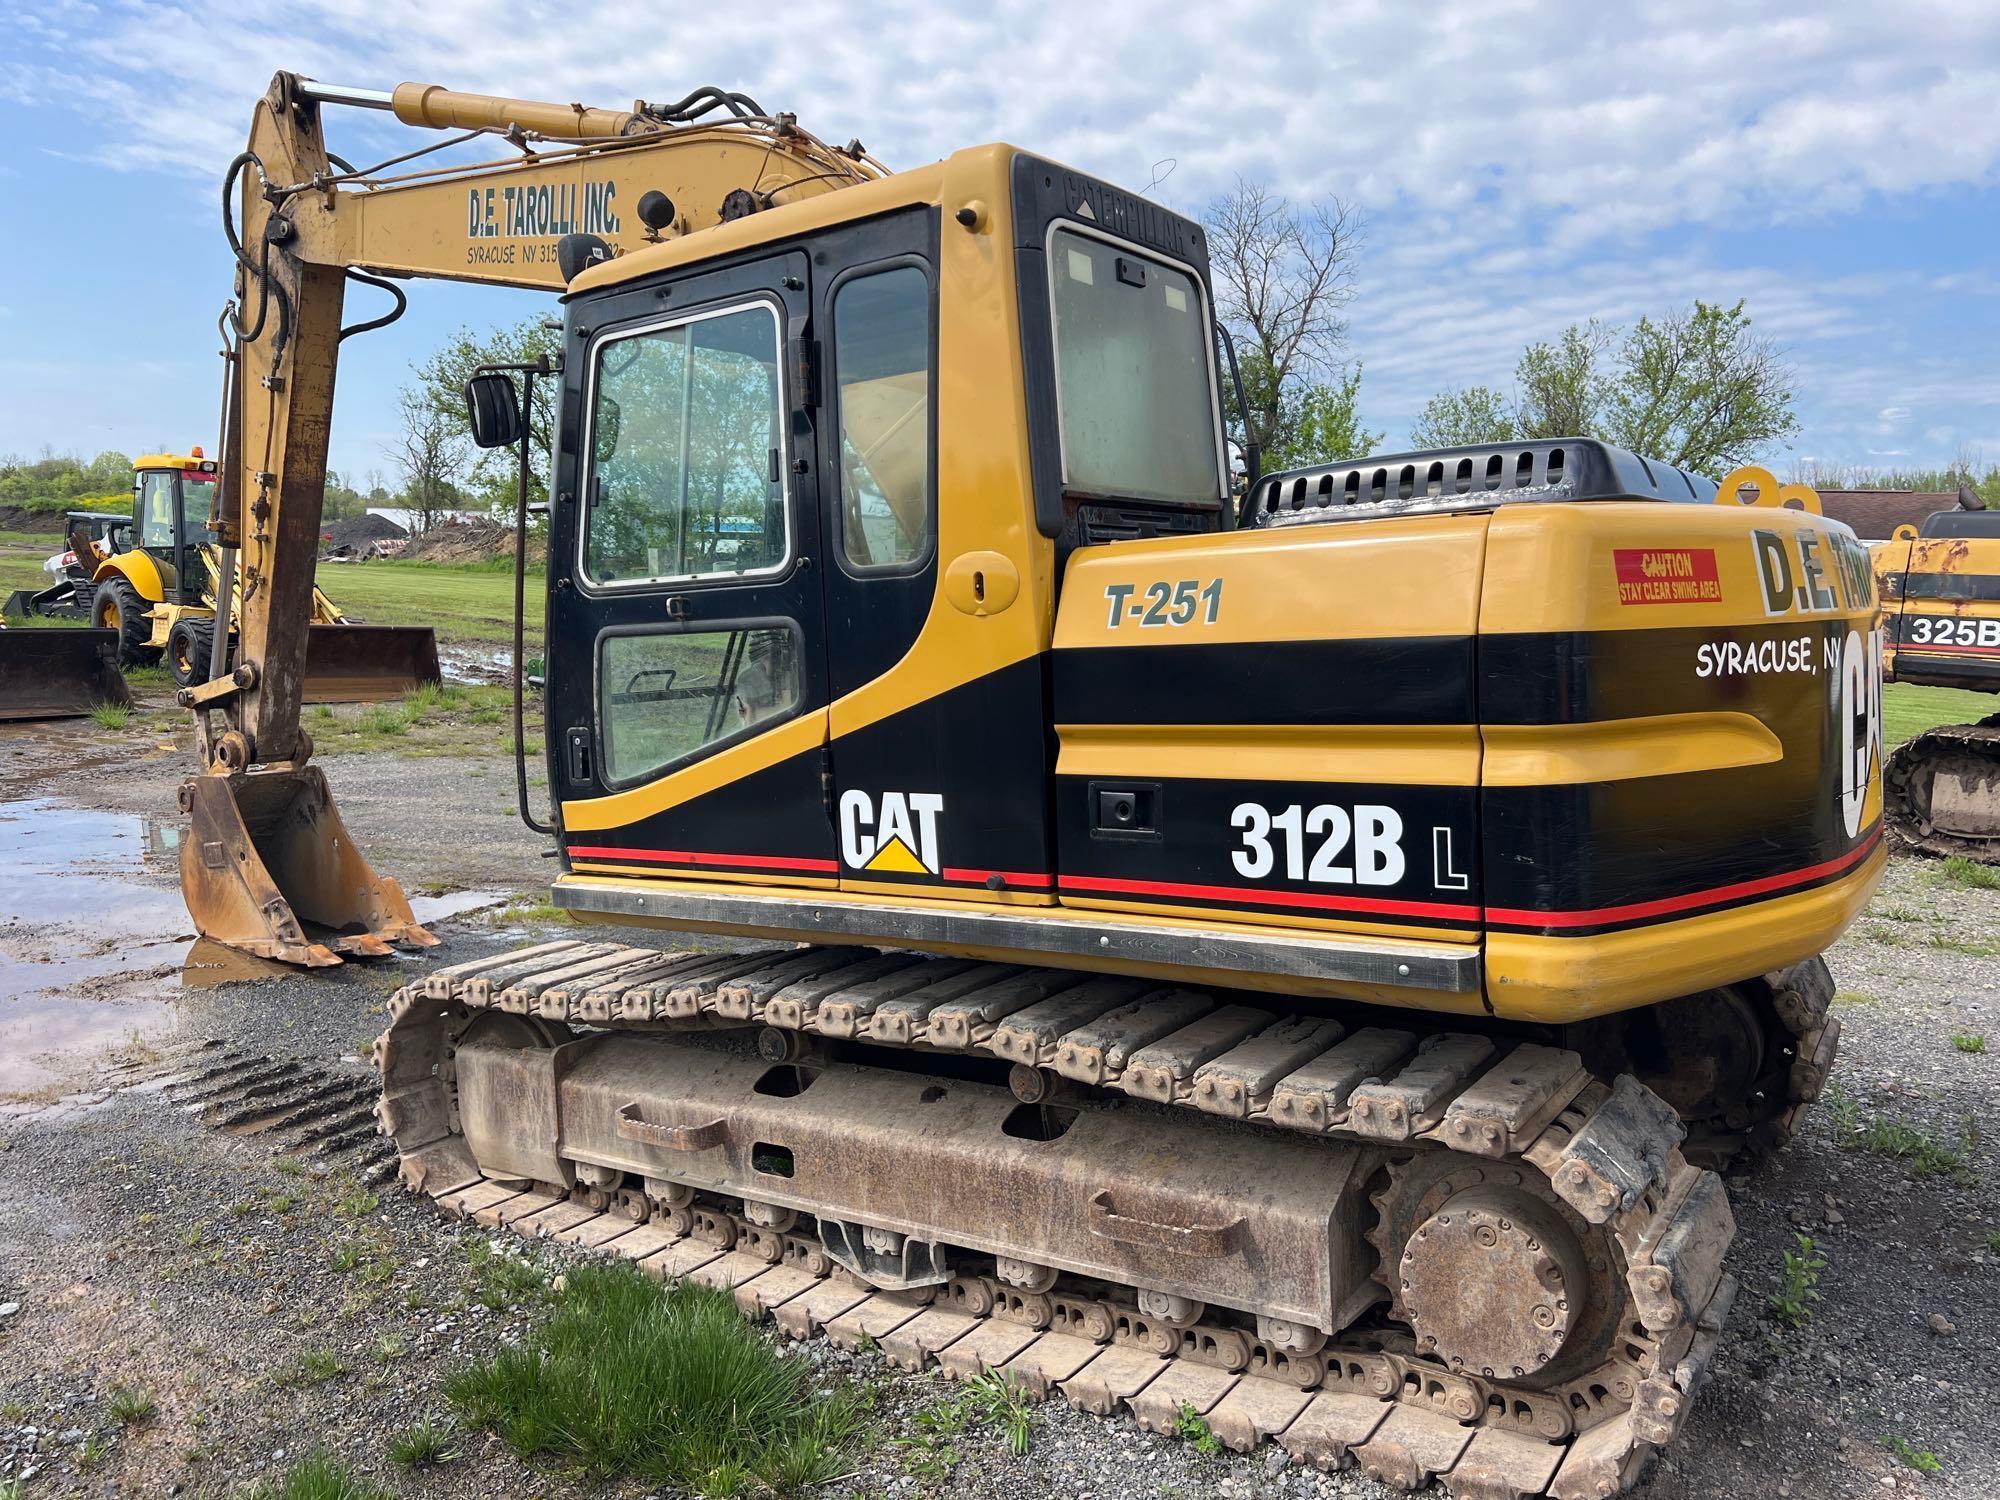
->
[91,577,162,667]
[167,616,217,688]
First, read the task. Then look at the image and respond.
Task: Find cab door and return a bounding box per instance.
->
[547,250,838,882]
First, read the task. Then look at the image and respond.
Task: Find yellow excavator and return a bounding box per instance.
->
[1873,488,2000,859]
[177,72,1884,1497]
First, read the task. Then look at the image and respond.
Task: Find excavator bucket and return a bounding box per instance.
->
[303,623,443,703]
[180,765,439,966]
[0,628,133,721]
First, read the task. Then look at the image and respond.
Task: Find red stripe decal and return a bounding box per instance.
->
[1056,873,1480,923]
[942,867,1056,888]
[1485,826,1882,929]
[566,845,839,874]
[572,831,1880,933]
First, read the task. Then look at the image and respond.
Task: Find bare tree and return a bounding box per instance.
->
[1204,181,1364,463]
[393,387,468,535]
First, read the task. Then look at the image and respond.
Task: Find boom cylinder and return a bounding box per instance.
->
[389,83,644,140]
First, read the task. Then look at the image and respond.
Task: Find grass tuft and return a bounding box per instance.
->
[248,1451,392,1500]
[446,1262,865,1496]
[1882,1435,1943,1474]
[1952,1033,1987,1054]
[277,1348,347,1388]
[108,1384,155,1425]
[387,1415,461,1468]
[90,702,131,729]
[1937,855,2000,891]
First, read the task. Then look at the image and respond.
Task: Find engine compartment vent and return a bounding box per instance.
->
[1245,438,1715,530]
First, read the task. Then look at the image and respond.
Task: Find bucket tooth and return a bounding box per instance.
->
[180,765,435,967]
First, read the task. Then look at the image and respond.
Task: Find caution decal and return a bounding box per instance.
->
[1613,548,1722,605]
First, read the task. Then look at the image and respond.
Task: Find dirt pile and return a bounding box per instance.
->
[0,507,70,536]
[403,514,546,565]
[320,512,407,552]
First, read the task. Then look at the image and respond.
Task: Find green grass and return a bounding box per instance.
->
[1953,1033,1987,1054]
[1842,1111,1977,1185]
[466,1238,550,1310]
[249,1452,392,1500]
[108,1384,155,1425]
[309,681,537,760]
[387,1415,461,1468]
[446,1262,866,1496]
[1882,1435,1943,1474]
[89,701,131,729]
[1884,681,1995,749]
[318,558,543,649]
[1937,856,2000,891]
[1832,989,1874,1007]
[1923,932,2000,957]
[277,1348,348,1388]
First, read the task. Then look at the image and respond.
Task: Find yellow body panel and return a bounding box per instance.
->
[1872,532,2000,689]
[92,548,165,604]
[1487,841,1886,1021]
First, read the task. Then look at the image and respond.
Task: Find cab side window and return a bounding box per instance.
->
[138,472,177,550]
[833,266,932,570]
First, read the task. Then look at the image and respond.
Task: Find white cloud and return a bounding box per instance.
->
[8,0,2000,472]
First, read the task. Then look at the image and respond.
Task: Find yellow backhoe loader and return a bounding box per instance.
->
[86,450,441,698]
[1873,487,2000,860]
[174,71,1884,1497]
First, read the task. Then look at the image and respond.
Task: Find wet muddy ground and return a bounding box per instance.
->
[0,715,1994,1498]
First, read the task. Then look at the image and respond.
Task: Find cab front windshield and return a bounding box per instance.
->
[137,470,217,550]
[1048,229,1223,507]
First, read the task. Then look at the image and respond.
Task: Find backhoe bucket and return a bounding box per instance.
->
[303,624,443,703]
[0,628,133,721]
[180,765,439,967]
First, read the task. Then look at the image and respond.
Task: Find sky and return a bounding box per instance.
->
[3,0,1999,484]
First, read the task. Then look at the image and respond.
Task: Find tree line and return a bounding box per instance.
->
[1200,179,1801,482]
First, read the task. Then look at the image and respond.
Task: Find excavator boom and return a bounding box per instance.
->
[182,70,880,963]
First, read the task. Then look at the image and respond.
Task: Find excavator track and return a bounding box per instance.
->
[372,939,1835,1498]
[1883,713,2000,862]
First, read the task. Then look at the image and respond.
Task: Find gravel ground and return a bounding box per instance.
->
[0,724,1994,1499]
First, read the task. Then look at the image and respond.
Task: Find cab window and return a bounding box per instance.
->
[582,302,788,587]
[138,472,177,550]
[833,265,932,569]
[1048,228,1223,506]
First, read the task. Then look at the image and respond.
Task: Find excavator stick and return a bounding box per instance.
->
[179,766,438,966]
[0,628,133,721]
[302,623,443,703]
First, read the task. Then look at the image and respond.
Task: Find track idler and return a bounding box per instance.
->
[179,764,437,966]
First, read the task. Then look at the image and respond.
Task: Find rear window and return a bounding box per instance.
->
[1049,228,1222,507]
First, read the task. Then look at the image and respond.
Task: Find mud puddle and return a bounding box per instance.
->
[0,798,194,1098]
[0,797,513,1098]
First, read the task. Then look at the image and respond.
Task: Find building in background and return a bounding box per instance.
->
[1813,490,1957,541]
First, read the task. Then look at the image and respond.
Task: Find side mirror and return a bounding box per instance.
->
[464,373,524,449]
